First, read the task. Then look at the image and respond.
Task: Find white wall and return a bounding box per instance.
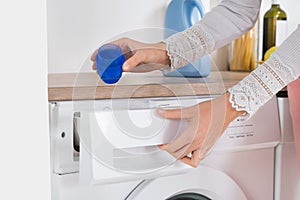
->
[47,0,212,73]
[48,0,171,73]
[47,0,300,73]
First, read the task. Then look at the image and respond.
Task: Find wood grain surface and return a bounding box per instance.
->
[48,71,249,101]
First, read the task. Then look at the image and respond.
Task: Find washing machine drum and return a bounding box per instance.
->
[127,166,247,200]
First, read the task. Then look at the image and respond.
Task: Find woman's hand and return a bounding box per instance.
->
[91,38,170,72]
[157,92,245,167]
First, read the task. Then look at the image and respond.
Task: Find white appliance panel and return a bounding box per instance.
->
[49,95,281,200]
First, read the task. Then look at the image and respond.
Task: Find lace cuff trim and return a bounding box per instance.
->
[165,23,215,70]
[228,53,297,117]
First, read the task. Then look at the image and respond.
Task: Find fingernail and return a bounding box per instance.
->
[157,108,165,115]
[123,63,129,71]
[158,144,167,150]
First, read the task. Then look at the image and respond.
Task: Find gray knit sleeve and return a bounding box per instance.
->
[228,26,300,117]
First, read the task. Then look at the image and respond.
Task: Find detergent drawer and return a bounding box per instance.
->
[76,97,205,185]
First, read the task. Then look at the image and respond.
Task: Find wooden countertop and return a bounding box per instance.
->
[48,71,249,101]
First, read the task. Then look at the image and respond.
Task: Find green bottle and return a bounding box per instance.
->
[262,0,287,60]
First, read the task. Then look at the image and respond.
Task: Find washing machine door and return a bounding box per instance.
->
[126,165,247,200]
[167,193,211,200]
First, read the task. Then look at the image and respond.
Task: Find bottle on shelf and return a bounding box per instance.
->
[229,24,258,72]
[262,0,287,61]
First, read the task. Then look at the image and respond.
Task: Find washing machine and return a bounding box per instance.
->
[275,92,300,200]
[49,95,280,200]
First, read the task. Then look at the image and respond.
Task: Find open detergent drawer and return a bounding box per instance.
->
[76,98,202,185]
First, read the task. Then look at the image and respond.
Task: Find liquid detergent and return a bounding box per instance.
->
[164,0,210,77]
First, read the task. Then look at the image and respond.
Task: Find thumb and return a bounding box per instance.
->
[122,51,145,72]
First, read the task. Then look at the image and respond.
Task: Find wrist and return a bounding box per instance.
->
[155,42,171,66]
[224,92,245,121]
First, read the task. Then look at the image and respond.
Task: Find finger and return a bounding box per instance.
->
[130,63,164,73]
[91,49,98,62]
[156,106,195,120]
[169,143,191,159]
[110,37,129,47]
[180,149,201,168]
[164,126,195,153]
[159,143,190,160]
[158,144,167,150]
[179,121,208,159]
[122,51,145,72]
[170,122,205,159]
[110,38,133,57]
[92,62,96,70]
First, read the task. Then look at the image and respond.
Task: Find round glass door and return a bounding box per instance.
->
[167,192,211,200]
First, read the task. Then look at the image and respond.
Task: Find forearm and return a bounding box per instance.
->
[228,26,300,117]
[165,0,261,69]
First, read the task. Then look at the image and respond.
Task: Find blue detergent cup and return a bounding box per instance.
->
[164,0,210,77]
[96,44,125,84]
